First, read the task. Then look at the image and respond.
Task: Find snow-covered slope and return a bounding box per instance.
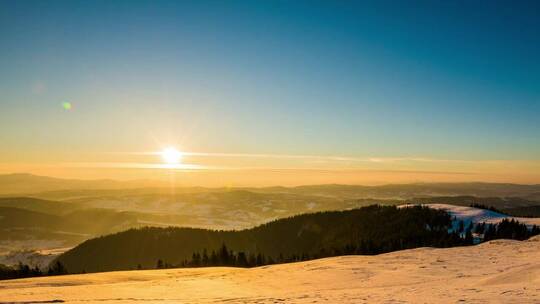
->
[1,236,539,303]
[423,203,540,227]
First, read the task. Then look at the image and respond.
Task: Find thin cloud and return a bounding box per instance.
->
[108,150,479,164]
[59,162,476,176]
[61,162,208,170]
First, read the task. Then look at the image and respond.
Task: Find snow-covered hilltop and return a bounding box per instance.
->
[420,203,540,227]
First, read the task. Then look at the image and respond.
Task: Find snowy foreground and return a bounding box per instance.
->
[1,236,539,303]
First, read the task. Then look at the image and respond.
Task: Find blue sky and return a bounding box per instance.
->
[1,0,539,183]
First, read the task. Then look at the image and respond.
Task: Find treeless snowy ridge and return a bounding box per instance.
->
[1,236,539,303]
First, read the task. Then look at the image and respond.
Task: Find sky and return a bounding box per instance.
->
[1,0,539,185]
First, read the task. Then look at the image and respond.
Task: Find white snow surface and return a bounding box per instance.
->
[421,203,540,227]
[1,236,540,303]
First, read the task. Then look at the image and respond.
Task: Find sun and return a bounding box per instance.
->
[160,147,183,164]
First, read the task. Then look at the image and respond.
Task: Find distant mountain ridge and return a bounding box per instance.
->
[2,173,540,201]
[0,173,164,196]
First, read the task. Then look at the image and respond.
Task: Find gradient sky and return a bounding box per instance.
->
[1,0,539,185]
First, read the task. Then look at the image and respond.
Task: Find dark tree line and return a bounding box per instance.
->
[501,205,540,218]
[474,219,540,241]
[469,203,507,214]
[0,261,67,280]
[154,220,540,270]
[156,244,275,269]
[155,235,471,270]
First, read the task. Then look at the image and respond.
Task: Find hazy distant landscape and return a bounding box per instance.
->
[1,173,540,271]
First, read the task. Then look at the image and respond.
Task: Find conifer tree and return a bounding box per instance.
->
[202,249,209,266]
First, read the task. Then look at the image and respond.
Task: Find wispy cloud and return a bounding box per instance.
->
[61,162,208,170]
[109,150,478,164]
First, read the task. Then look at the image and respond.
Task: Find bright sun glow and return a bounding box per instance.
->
[160,147,183,164]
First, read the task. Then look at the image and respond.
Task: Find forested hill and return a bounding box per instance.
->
[56,205,466,273]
